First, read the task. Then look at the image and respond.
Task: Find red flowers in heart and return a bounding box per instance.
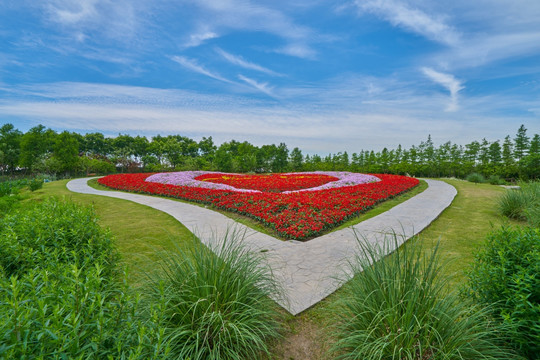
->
[98,172,419,240]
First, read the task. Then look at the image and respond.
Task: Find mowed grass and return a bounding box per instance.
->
[411,179,524,284]
[24,177,527,359]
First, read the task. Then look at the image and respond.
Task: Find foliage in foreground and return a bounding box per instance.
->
[498,181,540,227]
[145,229,283,360]
[467,227,540,359]
[0,198,169,359]
[330,234,519,360]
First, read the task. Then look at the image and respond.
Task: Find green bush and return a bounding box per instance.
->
[0,198,117,277]
[0,179,25,197]
[0,198,171,359]
[0,266,170,359]
[467,172,486,183]
[467,227,540,359]
[330,234,518,360]
[488,175,505,185]
[146,229,282,360]
[89,158,116,174]
[28,177,44,191]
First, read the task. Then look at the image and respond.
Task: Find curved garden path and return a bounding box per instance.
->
[67,178,456,315]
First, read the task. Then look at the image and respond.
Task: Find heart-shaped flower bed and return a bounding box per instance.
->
[98,171,419,240]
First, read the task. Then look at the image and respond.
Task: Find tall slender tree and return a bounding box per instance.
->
[514,124,529,160]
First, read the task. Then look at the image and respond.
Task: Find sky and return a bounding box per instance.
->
[0,0,539,153]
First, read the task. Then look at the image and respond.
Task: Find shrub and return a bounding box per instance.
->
[0,266,170,359]
[0,198,117,277]
[330,234,519,360]
[488,175,505,185]
[467,227,540,359]
[0,198,170,359]
[145,229,283,360]
[467,172,486,183]
[0,179,25,197]
[28,177,44,191]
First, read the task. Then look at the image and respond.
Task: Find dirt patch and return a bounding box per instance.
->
[268,313,334,360]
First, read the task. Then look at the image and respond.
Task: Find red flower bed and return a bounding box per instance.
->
[194,173,339,192]
[98,173,419,240]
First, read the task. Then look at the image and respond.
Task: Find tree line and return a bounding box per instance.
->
[0,123,538,179]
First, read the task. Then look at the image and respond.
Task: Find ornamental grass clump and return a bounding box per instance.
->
[330,233,519,360]
[145,229,283,360]
[498,181,540,225]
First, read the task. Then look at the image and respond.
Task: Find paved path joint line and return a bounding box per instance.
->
[67,178,457,315]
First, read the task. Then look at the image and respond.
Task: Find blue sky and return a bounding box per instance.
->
[0,0,539,153]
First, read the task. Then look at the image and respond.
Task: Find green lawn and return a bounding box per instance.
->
[26,177,526,359]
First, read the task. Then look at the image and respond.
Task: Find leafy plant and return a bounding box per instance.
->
[330,233,518,360]
[0,179,25,197]
[0,198,171,359]
[145,228,283,360]
[28,177,44,191]
[0,198,117,277]
[467,172,486,183]
[467,227,540,359]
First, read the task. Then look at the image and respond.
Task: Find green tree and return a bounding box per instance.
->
[488,141,502,164]
[19,125,56,172]
[132,135,149,161]
[0,123,22,174]
[214,145,233,172]
[514,124,529,161]
[530,134,539,155]
[53,131,80,175]
[289,147,303,171]
[271,143,289,173]
[198,136,216,161]
[84,132,108,156]
[502,135,514,166]
[112,134,136,172]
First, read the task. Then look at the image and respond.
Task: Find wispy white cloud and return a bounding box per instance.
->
[1,81,537,153]
[42,0,139,43]
[433,32,540,70]
[186,0,317,59]
[422,67,464,111]
[184,29,219,48]
[354,0,460,46]
[171,56,232,83]
[238,74,275,97]
[47,0,100,24]
[275,43,317,60]
[216,48,283,76]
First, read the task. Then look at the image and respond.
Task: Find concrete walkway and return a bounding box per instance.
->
[67,178,456,315]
